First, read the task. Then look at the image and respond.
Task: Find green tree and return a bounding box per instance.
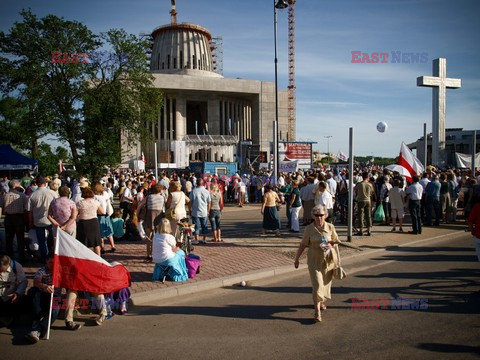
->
[0,9,99,165]
[82,29,163,178]
[1,11,162,177]
[35,142,70,175]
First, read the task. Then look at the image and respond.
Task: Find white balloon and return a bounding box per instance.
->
[376,121,388,133]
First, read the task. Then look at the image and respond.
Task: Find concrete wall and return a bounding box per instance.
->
[149,73,291,163]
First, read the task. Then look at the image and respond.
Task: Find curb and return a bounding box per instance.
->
[130,229,467,306]
[130,264,308,305]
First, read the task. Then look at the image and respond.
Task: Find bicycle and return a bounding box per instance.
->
[176,217,195,255]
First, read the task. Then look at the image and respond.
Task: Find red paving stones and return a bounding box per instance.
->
[21,239,293,296]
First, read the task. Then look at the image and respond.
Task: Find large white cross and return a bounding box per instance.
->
[417,58,461,166]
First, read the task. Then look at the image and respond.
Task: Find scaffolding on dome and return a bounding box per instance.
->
[211,36,224,76]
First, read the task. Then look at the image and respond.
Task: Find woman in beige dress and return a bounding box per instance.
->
[294,205,341,322]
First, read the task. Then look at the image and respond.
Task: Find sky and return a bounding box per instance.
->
[1,0,479,157]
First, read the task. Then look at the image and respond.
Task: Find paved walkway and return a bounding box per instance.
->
[2,204,469,305]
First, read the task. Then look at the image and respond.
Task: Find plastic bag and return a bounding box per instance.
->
[373,203,385,222]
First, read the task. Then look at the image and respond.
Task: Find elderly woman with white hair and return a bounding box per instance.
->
[294,205,341,322]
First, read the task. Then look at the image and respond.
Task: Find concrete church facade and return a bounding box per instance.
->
[122,9,290,169]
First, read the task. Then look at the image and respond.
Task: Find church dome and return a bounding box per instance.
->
[150,22,221,78]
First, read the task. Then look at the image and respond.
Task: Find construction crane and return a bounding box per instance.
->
[170,0,177,24]
[287,0,296,141]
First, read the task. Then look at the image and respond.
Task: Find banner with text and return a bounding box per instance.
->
[278,142,313,170]
[279,161,299,173]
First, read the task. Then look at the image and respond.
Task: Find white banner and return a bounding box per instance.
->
[455,152,480,168]
[279,161,298,173]
[173,140,188,169]
[132,160,145,171]
[0,164,35,170]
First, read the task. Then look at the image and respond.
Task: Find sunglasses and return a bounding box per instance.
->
[314,214,325,217]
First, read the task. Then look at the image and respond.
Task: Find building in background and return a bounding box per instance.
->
[408,128,480,167]
[121,4,290,169]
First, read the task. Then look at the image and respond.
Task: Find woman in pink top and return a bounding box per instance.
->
[76,187,104,256]
[48,186,78,238]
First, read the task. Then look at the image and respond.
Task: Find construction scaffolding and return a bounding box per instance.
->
[287,0,296,141]
[211,36,224,76]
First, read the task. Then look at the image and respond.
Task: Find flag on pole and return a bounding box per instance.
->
[141,152,146,163]
[398,142,425,182]
[338,151,348,162]
[59,160,66,174]
[53,229,131,294]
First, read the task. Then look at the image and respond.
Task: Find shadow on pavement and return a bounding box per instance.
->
[416,343,480,355]
[335,280,480,315]
[132,303,317,325]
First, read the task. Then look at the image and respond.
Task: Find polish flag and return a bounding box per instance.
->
[59,160,66,174]
[338,151,348,162]
[53,229,131,294]
[397,142,424,182]
[141,152,146,163]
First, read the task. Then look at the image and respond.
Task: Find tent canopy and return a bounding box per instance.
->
[0,144,38,170]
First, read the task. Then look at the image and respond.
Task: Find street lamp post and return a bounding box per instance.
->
[324,135,332,166]
[273,0,288,184]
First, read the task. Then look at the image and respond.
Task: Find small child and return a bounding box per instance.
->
[111,209,125,242]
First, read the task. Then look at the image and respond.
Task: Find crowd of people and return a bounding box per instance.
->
[0,163,479,332]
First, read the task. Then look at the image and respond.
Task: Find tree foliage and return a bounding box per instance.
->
[82,29,163,178]
[0,10,163,178]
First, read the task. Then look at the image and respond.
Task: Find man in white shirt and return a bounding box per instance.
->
[120,181,134,221]
[406,175,424,234]
[326,173,337,199]
[418,173,430,221]
[0,255,27,325]
[28,176,57,261]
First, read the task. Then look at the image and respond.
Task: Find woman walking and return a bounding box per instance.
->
[261,185,281,236]
[294,205,341,322]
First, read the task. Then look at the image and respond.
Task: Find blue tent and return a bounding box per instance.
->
[0,144,38,170]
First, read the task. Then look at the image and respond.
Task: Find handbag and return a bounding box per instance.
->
[165,207,176,221]
[185,253,201,279]
[332,245,347,280]
[165,192,184,220]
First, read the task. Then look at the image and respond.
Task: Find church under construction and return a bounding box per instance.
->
[122,1,291,169]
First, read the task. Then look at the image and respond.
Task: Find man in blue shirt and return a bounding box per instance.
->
[189,179,211,244]
[425,174,441,226]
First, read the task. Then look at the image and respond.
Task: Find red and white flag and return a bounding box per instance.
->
[59,160,66,174]
[141,152,146,163]
[53,229,131,294]
[338,151,348,162]
[398,142,424,182]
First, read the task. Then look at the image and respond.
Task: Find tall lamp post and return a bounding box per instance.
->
[324,135,332,166]
[273,0,288,184]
